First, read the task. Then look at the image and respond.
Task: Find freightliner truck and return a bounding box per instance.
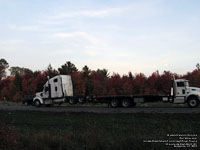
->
[30,75,200,108]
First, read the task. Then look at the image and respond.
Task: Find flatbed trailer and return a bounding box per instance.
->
[30,75,200,108]
[65,95,171,107]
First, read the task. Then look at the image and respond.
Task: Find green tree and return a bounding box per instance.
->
[9,66,33,76]
[82,65,93,96]
[196,63,200,70]
[0,58,9,80]
[82,65,90,77]
[14,72,22,91]
[96,68,109,79]
[58,61,78,75]
[128,72,134,81]
[45,64,58,78]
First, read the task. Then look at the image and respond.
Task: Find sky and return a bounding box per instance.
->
[0,0,200,76]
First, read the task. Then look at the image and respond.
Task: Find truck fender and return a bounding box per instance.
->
[186,95,199,103]
[33,97,43,105]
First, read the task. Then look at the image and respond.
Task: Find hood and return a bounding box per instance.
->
[36,92,43,97]
[187,87,200,92]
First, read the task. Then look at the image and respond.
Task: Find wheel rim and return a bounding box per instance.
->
[78,98,84,103]
[69,99,75,104]
[190,100,197,107]
[111,100,118,107]
[122,100,130,107]
[35,100,40,106]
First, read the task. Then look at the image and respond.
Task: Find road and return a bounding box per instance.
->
[0,105,200,113]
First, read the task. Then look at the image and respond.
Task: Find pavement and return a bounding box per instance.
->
[0,104,200,113]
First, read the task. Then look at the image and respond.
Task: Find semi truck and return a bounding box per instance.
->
[31,75,200,108]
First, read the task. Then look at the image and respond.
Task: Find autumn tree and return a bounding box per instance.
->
[0,78,11,100]
[184,69,200,87]
[106,74,132,95]
[71,72,85,96]
[133,73,147,95]
[0,58,9,80]
[90,69,109,96]
[156,71,172,94]
[147,71,160,94]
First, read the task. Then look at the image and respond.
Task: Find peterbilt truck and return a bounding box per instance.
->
[32,75,200,108]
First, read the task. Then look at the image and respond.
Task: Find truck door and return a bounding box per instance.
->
[174,81,186,103]
[43,85,50,98]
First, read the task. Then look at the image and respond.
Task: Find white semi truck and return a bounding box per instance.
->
[32,75,200,108]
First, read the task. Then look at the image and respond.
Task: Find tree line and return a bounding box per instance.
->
[0,58,200,102]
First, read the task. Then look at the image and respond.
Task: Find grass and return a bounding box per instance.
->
[0,110,199,150]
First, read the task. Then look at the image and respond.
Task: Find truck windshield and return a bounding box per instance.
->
[185,81,189,87]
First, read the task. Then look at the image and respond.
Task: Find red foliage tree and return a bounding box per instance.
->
[133,73,147,95]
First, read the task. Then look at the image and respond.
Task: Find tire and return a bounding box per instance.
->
[78,97,86,104]
[187,97,199,108]
[24,101,28,106]
[121,99,131,108]
[110,99,119,108]
[69,98,77,104]
[34,100,41,107]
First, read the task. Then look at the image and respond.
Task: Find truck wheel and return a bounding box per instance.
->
[34,100,41,107]
[78,97,86,104]
[69,98,77,104]
[110,99,119,108]
[187,97,199,108]
[121,99,131,108]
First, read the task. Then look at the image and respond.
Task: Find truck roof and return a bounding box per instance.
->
[175,79,188,82]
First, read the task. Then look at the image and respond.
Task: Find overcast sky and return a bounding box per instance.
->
[1,0,200,75]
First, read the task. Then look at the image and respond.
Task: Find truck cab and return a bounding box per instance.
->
[173,78,200,107]
[33,75,73,107]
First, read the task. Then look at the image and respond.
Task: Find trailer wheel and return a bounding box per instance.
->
[110,99,119,108]
[121,99,131,108]
[187,97,199,108]
[78,97,86,104]
[69,98,77,104]
[34,100,41,107]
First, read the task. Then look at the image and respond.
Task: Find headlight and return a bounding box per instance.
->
[198,94,200,97]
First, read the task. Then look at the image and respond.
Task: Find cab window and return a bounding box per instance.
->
[185,81,189,87]
[45,86,49,92]
[177,82,184,87]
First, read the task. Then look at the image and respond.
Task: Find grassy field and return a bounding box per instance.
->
[0,110,199,150]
